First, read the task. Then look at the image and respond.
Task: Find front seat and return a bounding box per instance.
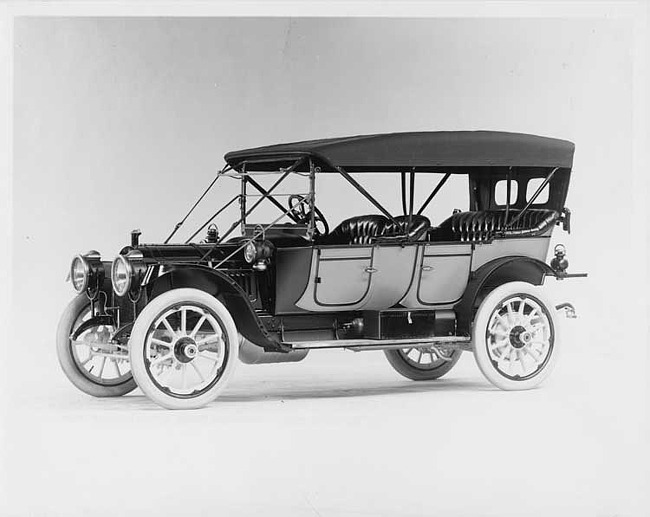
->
[319,214,388,245]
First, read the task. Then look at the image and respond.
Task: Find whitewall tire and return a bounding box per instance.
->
[472,282,559,390]
[129,288,239,410]
[57,295,136,397]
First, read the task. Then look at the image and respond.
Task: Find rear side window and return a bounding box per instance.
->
[526,178,550,204]
[494,180,518,206]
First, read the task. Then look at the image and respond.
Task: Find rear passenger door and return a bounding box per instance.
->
[400,243,472,307]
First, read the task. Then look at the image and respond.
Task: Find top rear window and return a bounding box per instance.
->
[525,178,550,204]
[494,179,518,206]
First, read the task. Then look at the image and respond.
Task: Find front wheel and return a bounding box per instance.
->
[56,295,136,397]
[129,288,239,410]
[472,282,559,390]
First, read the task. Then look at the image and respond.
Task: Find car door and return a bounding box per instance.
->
[295,243,420,312]
[296,246,375,310]
[400,243,472,308]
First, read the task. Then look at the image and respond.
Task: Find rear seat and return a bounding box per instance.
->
[427,209,559,242]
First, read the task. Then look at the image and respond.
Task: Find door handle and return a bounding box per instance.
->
[421,265,434,272]
[364,267,378,274]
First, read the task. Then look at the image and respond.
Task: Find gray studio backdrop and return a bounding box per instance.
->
[13,17,641,377]
[8,16,647,517]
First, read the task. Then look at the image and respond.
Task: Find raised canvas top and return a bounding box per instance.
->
[224,131,575,172]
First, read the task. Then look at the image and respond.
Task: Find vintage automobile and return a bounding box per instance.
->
[57,131,586,409]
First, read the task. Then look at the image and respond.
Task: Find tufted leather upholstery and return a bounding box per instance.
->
[382,215,431,241]
[320,214,431,245]
[427,209,559,242]
[321,214,389,245]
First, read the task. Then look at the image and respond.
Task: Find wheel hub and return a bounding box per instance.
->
[174,337,198,363]
[509,325,532,349]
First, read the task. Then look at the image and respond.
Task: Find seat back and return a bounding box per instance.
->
[382,215,431,241]
[321,214,389,245]
[428,209,559,242]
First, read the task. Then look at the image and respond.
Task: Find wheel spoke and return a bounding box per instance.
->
[180,364,187,390]
[524,309,538,323]
[97,357,107,378]
[162,317,177,338]
[495,313,510,327]
[197,336,222,350]
[530,340,548,352]
[150,353,173,367]
[518,298,527,316]
[81,355,94,367]
[522,346,541,363]
[517,350,527,374]
[180,308,187,334]
[110,357,120,377]
[197,352,219,363]
[151,337,173,348]
[190,361,206,383]
[417,350,423,363]
[488,327,508,338]
[190,314,208,339]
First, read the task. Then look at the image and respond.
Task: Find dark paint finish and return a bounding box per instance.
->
[454,256,556,334]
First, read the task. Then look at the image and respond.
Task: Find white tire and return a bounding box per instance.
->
[472,282,559,390]
[57,295,136,397]
[129,288,239,410]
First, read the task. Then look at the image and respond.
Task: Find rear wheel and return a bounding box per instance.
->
[129,288,239,410]
[56,295,136,397]
[384,347,462,381]
[472,282,559,390]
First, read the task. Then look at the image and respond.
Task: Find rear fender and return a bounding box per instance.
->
[454,256,555,334]
[148,266,285,352]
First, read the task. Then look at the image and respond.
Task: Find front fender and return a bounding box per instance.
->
[148,266,286,352]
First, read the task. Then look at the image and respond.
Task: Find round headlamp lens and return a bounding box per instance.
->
[70,255,89,293]
[244,242,257,263]
[111,255,132,296]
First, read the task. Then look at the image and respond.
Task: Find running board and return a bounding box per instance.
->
[287,336,472,352]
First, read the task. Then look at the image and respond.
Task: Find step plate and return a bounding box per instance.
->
[287,336,472,351]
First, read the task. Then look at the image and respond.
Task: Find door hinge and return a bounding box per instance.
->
[315,276,321,284]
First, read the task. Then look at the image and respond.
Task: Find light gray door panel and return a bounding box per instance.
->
[315,247,373,306]
[296,247,374,310]
[400,244,472,308]
[360,245,418,310]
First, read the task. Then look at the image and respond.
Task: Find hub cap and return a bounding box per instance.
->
[485,294,553,380]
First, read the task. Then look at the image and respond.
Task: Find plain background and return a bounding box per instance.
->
[3,8,649,517]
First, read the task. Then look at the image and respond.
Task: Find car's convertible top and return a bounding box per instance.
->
[224,131,575,172]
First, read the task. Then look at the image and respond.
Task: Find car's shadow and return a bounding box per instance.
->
[220,378,492,403]
[107,377,495,411]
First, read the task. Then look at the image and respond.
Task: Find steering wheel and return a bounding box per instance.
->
[287,194,330,235]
